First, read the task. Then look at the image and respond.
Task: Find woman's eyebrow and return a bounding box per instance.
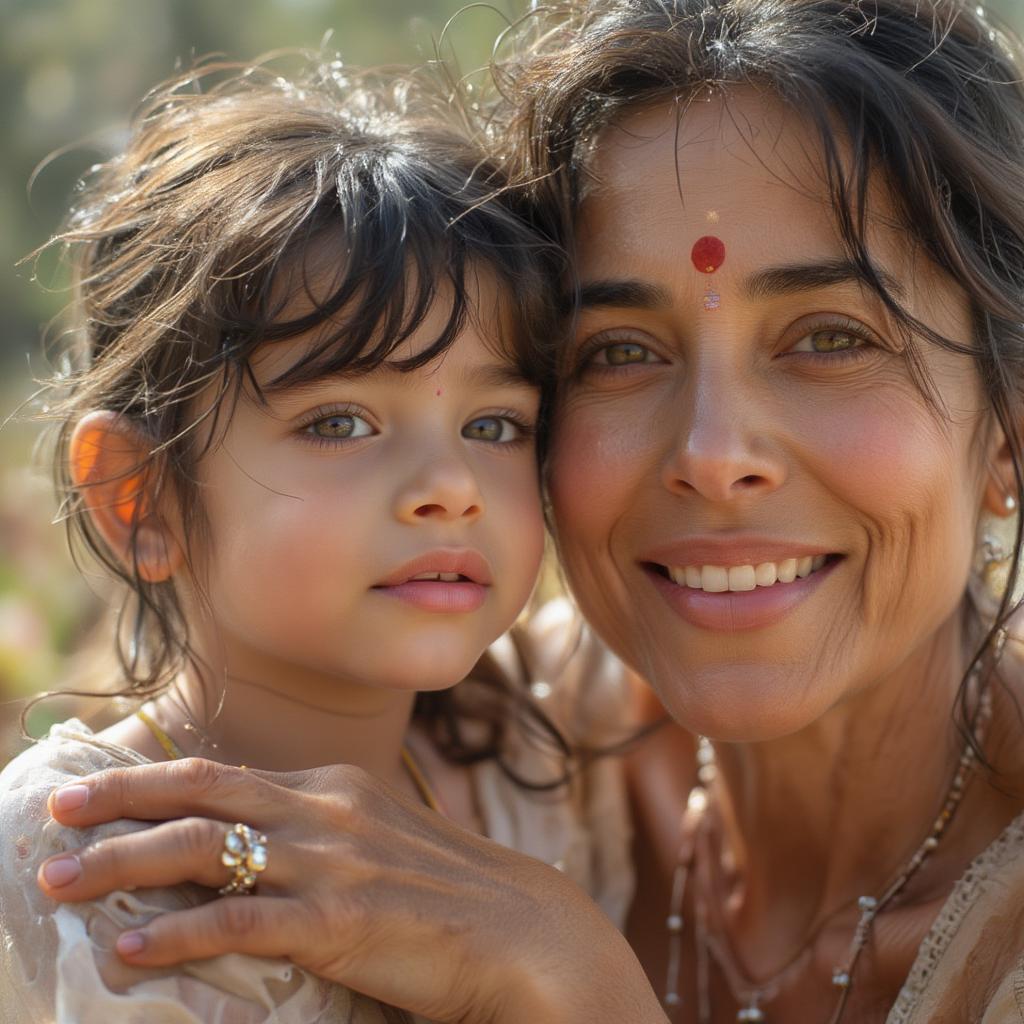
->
[743,258,905,301]
[577,280,672,310]
[577,259,904,311]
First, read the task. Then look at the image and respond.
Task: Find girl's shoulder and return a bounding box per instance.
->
[0,717,153,873]
[0,719,380,1023]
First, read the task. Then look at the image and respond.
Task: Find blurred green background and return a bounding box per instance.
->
[0,0,524,761]
[3,0,1024,766]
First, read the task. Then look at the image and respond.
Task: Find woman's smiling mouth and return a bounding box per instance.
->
[655,554,834,593]
[639,546,843,631]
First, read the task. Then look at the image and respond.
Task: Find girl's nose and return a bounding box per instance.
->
[394,456,485,524]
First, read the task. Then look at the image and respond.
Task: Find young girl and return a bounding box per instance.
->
[0,59,633,1023]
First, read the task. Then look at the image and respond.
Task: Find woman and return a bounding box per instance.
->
[30,0,1024,1020]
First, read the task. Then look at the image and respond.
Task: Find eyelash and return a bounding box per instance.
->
[295,405,374,450]
[783,318,882,365]
[294,406,537,449]
[573,318,884,376]
[469,409,538,448]
[572,334,659,377]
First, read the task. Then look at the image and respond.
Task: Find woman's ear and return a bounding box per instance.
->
[982,424,1020,518]
[69,411,184,583]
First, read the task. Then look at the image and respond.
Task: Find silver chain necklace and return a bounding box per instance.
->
[663,680,992,1023]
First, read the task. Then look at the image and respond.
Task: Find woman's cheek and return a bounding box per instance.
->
[549,397,653,522]
[798,387,958,516]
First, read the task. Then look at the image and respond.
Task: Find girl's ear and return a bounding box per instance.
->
[69,411,184,583]
[983,424,1020,518]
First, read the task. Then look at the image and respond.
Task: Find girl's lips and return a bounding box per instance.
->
[373,580,487,613]
[644,557,840,631]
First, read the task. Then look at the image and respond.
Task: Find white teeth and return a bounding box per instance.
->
[411,572,463,582]
[727,565,757,592]
[664,556,831,593]
[439,573,461,582]
[777,558,797,583]
[702,566,729,593]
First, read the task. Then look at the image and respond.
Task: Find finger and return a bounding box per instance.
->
[47,758,283,828]
[114,896,308,966]
[37,817,280,901]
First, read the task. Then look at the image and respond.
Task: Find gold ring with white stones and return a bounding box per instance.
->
[218,822,268,896]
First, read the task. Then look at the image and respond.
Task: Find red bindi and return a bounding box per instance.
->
[691,235,726,274]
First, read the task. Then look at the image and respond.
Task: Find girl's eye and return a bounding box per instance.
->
[595,341,655,366]
[462,416,521,443]
[790,327,869,355]
[306,413,374,440]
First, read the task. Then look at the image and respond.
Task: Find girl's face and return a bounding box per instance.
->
[549,93,991,740]
[185,273,544,695]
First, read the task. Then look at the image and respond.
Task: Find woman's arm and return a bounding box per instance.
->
[40,758,668,1024]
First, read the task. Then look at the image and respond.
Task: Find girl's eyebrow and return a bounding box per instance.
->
[259,359,535,398]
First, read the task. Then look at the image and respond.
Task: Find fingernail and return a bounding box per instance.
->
[42,855,81,888]
[51,785,89,813]
[117,931,146,956]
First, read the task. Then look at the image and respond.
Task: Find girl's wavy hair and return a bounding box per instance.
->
[497,0,1024,749]
[30,55,568,774]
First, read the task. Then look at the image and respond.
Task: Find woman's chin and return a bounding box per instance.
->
[650,668,837,743]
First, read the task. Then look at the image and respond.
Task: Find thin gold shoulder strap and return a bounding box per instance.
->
[135,705,185,761]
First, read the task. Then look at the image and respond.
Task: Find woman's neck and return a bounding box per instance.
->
[711,627,971,947]
[628,617,1024,989]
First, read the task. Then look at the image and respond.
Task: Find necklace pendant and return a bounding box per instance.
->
[737,1006,766,1022]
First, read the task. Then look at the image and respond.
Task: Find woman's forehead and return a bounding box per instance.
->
[580,97,932,287]
[582,92,844,237]
[575,92,971,341]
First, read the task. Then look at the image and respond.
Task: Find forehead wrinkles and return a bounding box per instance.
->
[578,90,908,243]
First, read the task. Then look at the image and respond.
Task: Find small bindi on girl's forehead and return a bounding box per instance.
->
[691,235,726,274]
[435,388,443,397]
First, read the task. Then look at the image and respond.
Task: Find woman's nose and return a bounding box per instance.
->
[661,370,786,503]
[393,454,485,524]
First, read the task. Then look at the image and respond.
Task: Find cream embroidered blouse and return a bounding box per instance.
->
[0,603,635,1024]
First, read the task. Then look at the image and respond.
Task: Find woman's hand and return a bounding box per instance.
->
[38,758,666,1023]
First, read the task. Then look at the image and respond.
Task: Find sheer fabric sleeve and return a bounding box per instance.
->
[0,720,389,1024]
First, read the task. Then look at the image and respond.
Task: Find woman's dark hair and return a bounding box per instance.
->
[29,55,566,771]
[497,0,1024,749]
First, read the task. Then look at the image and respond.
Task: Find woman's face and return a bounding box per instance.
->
[549,93,992,740]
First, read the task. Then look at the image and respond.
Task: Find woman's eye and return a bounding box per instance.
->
[791,328,867,354]
[306,413,374,440]
[462,416,521,443]
[596,341,654,366]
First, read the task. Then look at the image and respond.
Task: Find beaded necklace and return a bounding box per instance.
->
[663,682,992,1023]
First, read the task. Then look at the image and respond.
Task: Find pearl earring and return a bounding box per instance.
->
[1006,495,1017,514]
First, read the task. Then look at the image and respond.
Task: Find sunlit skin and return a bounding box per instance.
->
[87,268,545,795]
[549,93,1024,1016]
[32,91,1024,1024]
